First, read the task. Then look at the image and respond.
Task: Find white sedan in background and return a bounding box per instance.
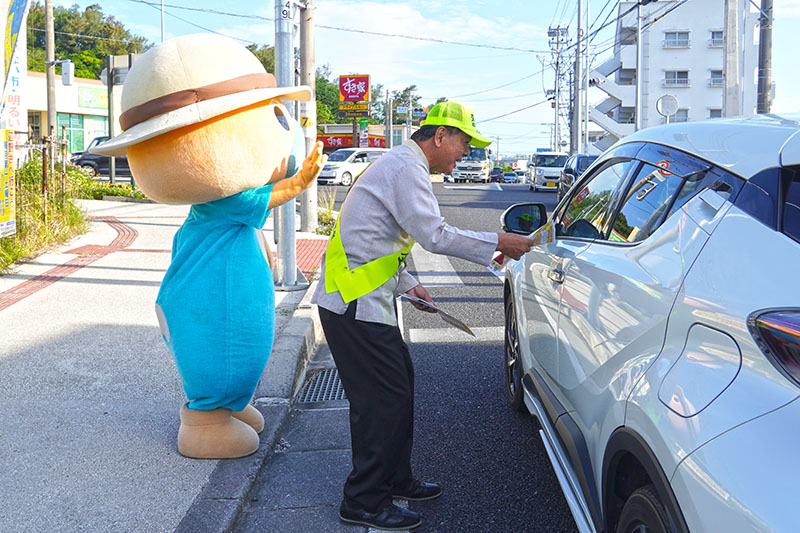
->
[501,113,800,532]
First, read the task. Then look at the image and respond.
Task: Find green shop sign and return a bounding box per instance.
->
[78,87,108,110]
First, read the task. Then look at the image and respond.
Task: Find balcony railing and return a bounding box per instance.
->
[663,39,690,48]
[663,78,691,87]
[709,38,724,47]
[708,78,724,87]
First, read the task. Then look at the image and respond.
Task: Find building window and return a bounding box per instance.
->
[27,112,41,142]
[709,30,724,47]
[709,108,723,119]
[709,70,724,87]
[56,113,85,153]
[664,70,690,87]
[672,109,689,123]
[620,27,636,45]
[664,31,690,48]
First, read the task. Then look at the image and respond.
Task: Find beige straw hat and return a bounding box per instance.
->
[91,33,311,156]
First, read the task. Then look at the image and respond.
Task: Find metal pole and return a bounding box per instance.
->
[756,0,773,113]
[583,0,590,151]
[45,0,56,134]
[106,55,116,185]
[299,0,317,232]
[553,32,561,152]
[573,0,583,151]
[635,2,643,131]
[385,90,392,149]
[724,0,741,116]
[274,0,301,288]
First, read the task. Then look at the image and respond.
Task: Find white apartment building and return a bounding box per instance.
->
[588,0,760,151]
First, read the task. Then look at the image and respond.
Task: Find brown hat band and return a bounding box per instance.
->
[119,73,277,131]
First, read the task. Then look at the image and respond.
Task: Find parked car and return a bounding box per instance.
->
[501,113,800,533]
[317,147,387,186]
[558,153,598,201]
[490,167,504,182]
[72,136,132,177]
[503,171,518,184]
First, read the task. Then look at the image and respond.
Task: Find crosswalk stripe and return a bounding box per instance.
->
[408,244,464,286]
[408,326,504,343]
[443,183,502,191]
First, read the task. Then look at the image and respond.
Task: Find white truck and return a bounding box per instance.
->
[451,146,490,183]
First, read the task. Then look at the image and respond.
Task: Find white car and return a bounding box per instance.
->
[317,147,387,186]
[530,151,568,191]
[501,113,800,532]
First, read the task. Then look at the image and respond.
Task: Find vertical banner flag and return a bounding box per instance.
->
[1,0,30,121]
[0,129,15,237]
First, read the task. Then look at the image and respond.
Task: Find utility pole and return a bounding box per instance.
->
[299,0,316,233]
[406,92,412,141]
[274,0,304,289]
[724,0,740,116]
[495,136,500,163]
[548,27,567,153]
[45,0,56,134]
[572,0,583,152]
[385,89,392,149]
[582,0,590,152]
[635,0,643,131]
[756,0,773,113]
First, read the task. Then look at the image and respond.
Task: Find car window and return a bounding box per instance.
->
[607,163,685,243]
[557,159,634,239]
[366,152,384,162]
[735,168,780,229]
[782,167,800,243]
[352,153,368,163]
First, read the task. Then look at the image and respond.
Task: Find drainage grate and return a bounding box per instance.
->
[296,368,347,403]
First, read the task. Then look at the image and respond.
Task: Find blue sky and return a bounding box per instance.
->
[53,0,800,156]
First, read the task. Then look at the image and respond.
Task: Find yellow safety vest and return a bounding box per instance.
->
[324,212,414,303]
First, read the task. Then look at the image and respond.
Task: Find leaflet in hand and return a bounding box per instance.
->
[400,294,475,337]
[487,220,555,278]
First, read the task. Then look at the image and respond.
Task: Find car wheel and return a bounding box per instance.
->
[340,172,353,187]
[617,485,673,533]
[80,164,97,177]
[504,296,526,412]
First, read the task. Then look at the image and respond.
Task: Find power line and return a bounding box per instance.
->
[27,27,142,44]
[478,99,549,123]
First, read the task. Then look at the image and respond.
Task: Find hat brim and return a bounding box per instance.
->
[466,130,491,148]
[90,85,312,156]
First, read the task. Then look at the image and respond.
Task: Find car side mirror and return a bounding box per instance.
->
[501,203,547,235]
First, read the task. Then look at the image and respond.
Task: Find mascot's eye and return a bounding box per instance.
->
[273,105,290,131]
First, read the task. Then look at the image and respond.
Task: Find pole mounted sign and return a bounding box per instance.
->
[339,74,370,102]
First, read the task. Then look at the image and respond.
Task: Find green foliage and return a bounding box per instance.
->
[26,1,150,80]
[0,152,89,271]
[247,44,275,74]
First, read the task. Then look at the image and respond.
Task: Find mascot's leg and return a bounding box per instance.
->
[177,404,259,459]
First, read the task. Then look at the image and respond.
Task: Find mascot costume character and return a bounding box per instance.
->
[91,33,326,459]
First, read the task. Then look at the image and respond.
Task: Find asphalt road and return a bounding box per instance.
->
[318,181,577,532]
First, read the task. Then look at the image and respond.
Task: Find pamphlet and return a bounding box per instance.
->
[400,293,475,337]
[488,220,556,278]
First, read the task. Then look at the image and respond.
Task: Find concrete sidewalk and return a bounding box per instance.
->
[0,199,328,533]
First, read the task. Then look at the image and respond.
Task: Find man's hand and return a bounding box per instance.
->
[405,284,437,313]
[268,141,327,209]
[496,232,536,260]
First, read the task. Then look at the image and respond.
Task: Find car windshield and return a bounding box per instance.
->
[578,156,598,172]
[534,154,567,167]
[328,150,355,162]
[463,148,487,161]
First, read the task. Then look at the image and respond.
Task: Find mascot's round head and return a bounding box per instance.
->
[91,33,311,205]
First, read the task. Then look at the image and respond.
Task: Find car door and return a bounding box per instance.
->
[553,145,725,463]
[350,151,370,177]
[519,156,638,389]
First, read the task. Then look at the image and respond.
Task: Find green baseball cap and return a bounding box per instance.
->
[421,101,492,148]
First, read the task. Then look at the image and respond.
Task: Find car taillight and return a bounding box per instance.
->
[749,310,800,388]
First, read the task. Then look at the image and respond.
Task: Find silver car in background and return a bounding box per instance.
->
[501,114,800,532]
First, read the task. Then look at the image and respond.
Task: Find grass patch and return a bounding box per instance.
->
[316,186,336,236]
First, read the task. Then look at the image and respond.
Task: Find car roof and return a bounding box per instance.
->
[618,113,800,179]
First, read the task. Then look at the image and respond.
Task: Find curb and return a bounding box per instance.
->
[174,279,325,533]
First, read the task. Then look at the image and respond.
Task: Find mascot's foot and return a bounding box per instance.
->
[232,404,265,433]
[178,405,259,459]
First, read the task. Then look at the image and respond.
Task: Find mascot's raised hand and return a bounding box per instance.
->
[92,33,324,459]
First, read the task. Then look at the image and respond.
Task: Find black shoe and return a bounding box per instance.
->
[392,479,443,501]
[339,499,422,530]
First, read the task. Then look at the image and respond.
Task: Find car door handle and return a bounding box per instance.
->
[548,268,565,284]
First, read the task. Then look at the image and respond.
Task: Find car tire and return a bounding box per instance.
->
[340,172,353,187]
[617,485,674,533]
[504,296,526,412]
[80,164,97,177]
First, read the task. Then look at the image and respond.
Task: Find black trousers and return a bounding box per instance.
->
[319,302,414,512]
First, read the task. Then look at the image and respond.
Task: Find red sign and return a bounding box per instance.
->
[339,75,370,102]
[318,134,385,148]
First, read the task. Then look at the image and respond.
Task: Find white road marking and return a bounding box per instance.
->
[408,326,504,343]
[443,183,502,191]
[408,244,464,287]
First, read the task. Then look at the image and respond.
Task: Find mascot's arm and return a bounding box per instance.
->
[268,141,327,209]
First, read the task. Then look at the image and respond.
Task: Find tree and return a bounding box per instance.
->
[246,44,274,74]
[27,1,149,79]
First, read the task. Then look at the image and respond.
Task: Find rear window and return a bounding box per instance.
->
[328,150,354,162]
